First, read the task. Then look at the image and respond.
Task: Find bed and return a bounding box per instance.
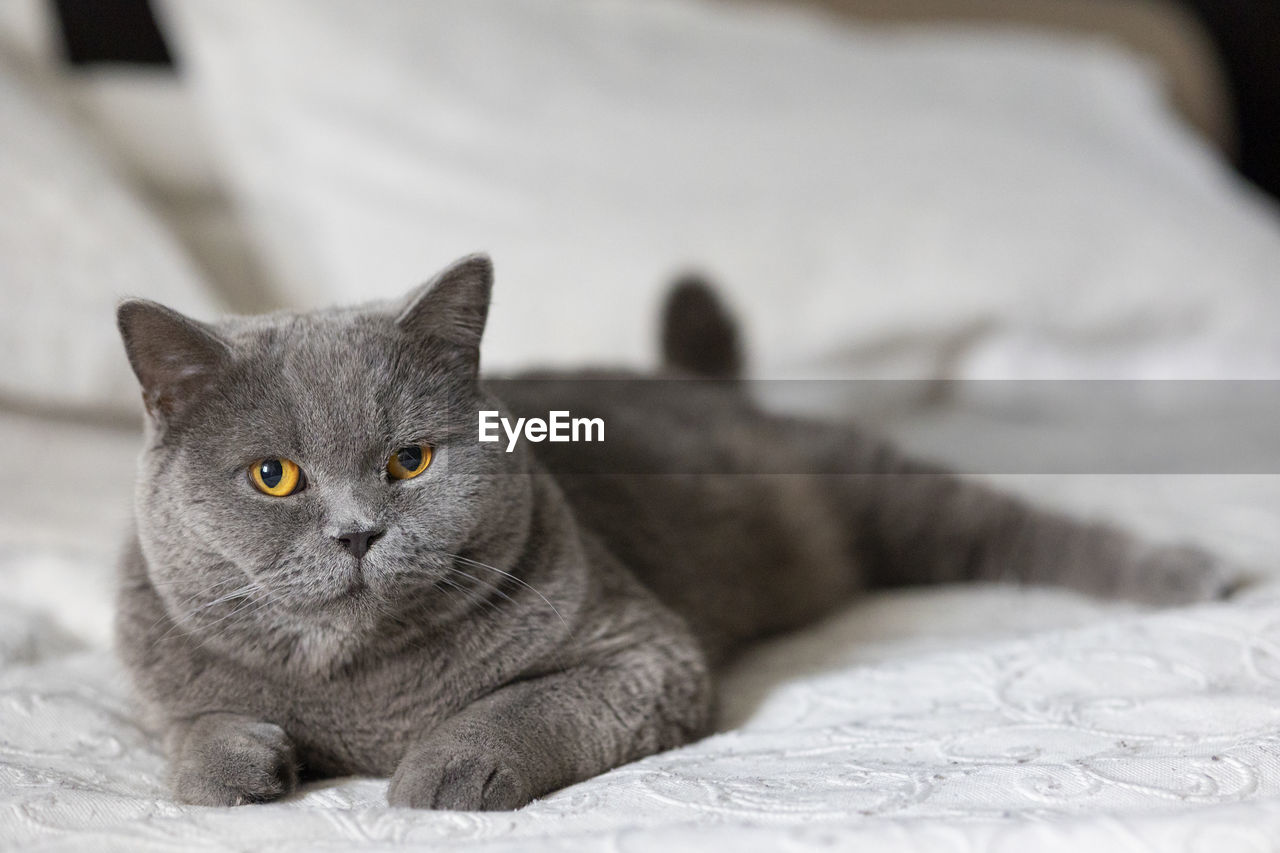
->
[3,0,1280,850]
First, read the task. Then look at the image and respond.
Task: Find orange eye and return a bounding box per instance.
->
[249,458,303,497]
[387,443,433,480]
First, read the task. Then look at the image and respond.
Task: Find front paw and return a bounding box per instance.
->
[388,739,532,811]
[170,718,298,806]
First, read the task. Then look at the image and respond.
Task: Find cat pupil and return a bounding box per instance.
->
[396,447,422,470]
[259,460,283,488]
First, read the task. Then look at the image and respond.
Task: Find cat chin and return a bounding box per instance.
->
[286,587,381,622]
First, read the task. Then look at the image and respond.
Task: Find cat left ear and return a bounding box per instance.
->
[396,253,493,369]
[117,299,230,422]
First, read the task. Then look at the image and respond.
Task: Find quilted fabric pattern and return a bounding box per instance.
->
[3,552,1280,851]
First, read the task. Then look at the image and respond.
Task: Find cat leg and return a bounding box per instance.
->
[786,419,1254,605]
[166,712,299,806]
[843,454,1250,605]
[387,620,711,810]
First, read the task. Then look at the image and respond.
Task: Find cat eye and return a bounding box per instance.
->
[387,443,433,480]
[249,458,304,497]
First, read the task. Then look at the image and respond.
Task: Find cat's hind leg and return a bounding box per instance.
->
[795,423,1252,606]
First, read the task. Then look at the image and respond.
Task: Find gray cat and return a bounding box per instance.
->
[115,254,1243,811]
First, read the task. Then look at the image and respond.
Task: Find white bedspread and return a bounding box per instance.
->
[4,410,1279,852]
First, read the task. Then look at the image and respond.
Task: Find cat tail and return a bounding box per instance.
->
[660,274,742,379]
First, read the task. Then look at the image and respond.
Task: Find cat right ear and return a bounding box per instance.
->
[396,254,493,374]
[116,300,230,421]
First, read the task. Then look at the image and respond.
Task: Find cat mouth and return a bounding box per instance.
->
[331,573,370,602]
[335,559,370,599]
[302,572,373,613]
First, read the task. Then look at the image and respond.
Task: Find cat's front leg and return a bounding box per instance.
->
[166,712,299,806]
[387,626,712,811]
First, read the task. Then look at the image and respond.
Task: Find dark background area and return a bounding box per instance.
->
[48,0,1280,203]
[1174,0,1280,205]
[52,0,172,66]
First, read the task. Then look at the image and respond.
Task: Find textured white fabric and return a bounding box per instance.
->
[0,52,221,414]
[3,407,1280,851]
[4,557,1280,851]
[161,0,1280,379]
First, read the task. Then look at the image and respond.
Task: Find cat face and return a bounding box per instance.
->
[118,256,532,648]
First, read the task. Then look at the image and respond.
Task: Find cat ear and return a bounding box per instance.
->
[396,254,493,369]
[116,299,231,421]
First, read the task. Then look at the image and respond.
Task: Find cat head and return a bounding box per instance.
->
[117,255,533,656]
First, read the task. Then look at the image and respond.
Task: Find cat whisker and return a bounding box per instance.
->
[194,583,263,613]
[190,587,277,652]
[142,575,251,640]
[149,582,267,651]
[444,552,570,632]
[445,566,523,610]
[189,594,275,653]
[147,576,244,587]
[439,555,574,676]
[438,571,509,619]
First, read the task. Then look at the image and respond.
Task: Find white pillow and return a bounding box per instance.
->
[160,0,1280,378]
[0,51,222,413]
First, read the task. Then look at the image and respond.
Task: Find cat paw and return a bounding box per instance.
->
[1131,544,1259,606]
[170,718,298,806]
[388,739,531,811]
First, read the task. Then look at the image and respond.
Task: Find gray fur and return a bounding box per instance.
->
[114,254,1242,811]
[660,274,742,378]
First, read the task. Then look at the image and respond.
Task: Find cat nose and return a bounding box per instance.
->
[334,527,385,559]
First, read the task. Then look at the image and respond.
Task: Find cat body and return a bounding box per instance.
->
[115,256,1239,809]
